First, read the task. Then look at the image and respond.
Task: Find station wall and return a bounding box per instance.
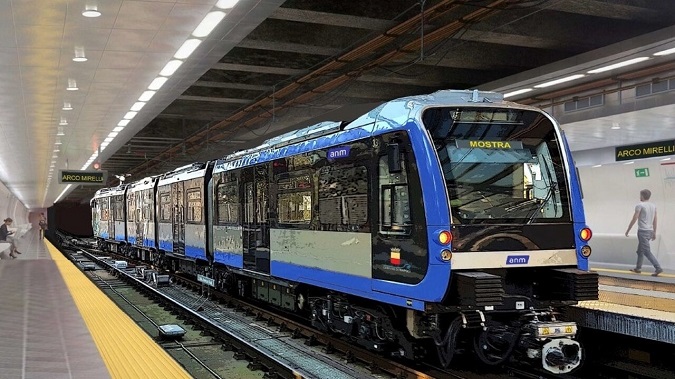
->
[0,180,28,226]
[578,159,675,271]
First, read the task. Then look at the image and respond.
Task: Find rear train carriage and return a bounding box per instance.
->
[91,184,129,252]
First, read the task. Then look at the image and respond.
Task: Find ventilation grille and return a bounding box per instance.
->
[636,79,675,98]
[564,94,604,112]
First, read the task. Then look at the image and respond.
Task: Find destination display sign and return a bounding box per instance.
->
[58,170,108,185]
[197,274,215,287]
[615,140,675,161]
[456,139,524,149]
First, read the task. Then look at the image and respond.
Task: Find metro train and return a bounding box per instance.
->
[91,89,598,374]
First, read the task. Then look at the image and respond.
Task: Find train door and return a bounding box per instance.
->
[241,164,270,274]
[172,181,185,254]
[372,133,428,285]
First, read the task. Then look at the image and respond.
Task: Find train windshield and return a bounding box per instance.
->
[422,107,571,224]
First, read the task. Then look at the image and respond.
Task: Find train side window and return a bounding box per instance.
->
[160,193,171,222]
[216,180,239,224]
[379,156,411,235]
[277,172,312,226]
[101,200,109,221]
[114,195,124,221]
[127,193,135,222]
[318,165,369,232]
[187,188,202,223]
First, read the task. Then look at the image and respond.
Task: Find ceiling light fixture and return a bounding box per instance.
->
[192,11,226,38]
[503,88,533,98]
[138,91,156,102]
[82,4,101,17]
[534,74,585,88]
[654,47,675,56]
[67,78,78,91]
[592,164,602,168]
[59,118,68,126]
[174,39,202,59]
[148,77,168,90]
[117,120,130,127]
[73,47,87,62]
[108,132,118,138]
[53,148,60,152]
[216,0,240,9]
[159,60,183,76]
[55,140,62,145]
[113,126,124,132]
[124,111,137,120]
[57,127,65,136]
[587,57,650,74]
[623,161,635,165]
[62,102,73,111]
[661,157,672,161]
[130,102,146,111]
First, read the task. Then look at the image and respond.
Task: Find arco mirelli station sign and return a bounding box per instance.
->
[615,140,675,161]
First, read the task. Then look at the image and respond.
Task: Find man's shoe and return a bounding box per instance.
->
[630,268,641,273]
[653,268,663,277]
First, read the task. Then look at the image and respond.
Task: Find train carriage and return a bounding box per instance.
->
[91,184,128,252]
[156,162,213,272]
[93,89,598,374]
[125,175,159,261]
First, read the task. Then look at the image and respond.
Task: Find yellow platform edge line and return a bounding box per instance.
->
[592,267,675,279]
[45,242,192,379]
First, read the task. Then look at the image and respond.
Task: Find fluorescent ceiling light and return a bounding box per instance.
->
[193,11,226,38]
[503,88,533,98]
[53,148,60,152]
[534,74,585,88]
[104,137,114,142]
[52,155,57,158]
[101,143,109,149]
[130,102,146,111]
[623,161,635,165]
[67,78,78,91]
[148,77,168,90]
[55,140,62,145]
[113,126,124,132]
[654,47,675,56]
[118,120,130,127]
[62,102,73,111]
[73,47,87,62]
[587,57,649,74]
[124,111,137,120]
[592,164,602,168]
[138,91,156,102]
[160,60,183,76]
[216,0,240,9]
[108,132,118,138]
[57,127,65,136]
[82,4,101,17]
[174,39,201,59]
[661,157,672,161]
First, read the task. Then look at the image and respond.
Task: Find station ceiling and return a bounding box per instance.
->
[1,0,674,207]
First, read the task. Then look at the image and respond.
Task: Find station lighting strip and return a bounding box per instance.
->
[53,0,239,204]
[502,49,675,98]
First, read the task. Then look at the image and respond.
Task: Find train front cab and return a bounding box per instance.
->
[412,98,598,374]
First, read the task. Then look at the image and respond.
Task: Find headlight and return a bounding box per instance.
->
[580,245,592,258]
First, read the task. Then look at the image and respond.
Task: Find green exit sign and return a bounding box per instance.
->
[635,168,650,177]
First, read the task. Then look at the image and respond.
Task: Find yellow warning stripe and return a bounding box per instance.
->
[593,267,675,279]
[46,242,191,379]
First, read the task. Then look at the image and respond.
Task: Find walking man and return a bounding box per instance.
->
[625,189,663,277]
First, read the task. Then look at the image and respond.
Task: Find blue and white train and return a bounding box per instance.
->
[91,90,598,374]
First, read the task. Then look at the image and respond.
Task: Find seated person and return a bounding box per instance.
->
[0,217,21,258]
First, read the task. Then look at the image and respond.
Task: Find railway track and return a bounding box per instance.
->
[57,235,647,379]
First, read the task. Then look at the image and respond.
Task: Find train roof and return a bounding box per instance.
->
[212,89,526,172]
[157,162,209,185]
[92,184,129,199]
[127,175,160,192]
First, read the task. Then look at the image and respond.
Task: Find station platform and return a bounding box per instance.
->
[0,229,191,379]
[566,265,675,344]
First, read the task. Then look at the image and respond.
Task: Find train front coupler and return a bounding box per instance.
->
[520,320,582,374]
